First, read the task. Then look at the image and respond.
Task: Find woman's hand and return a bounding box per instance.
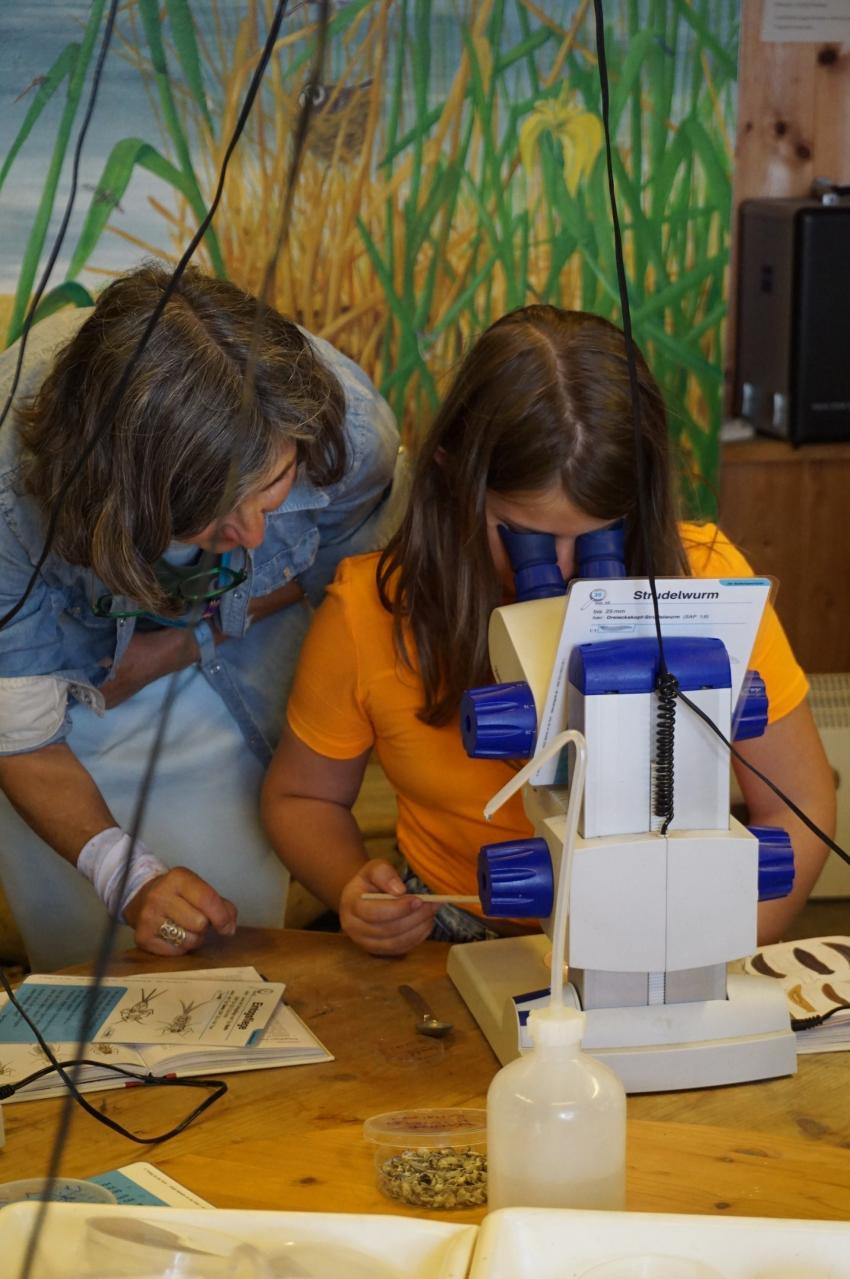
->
[101,630,204,710]
[247,579,304,624]
[100,582,306,711]
[338,858,440,956]
[123,867,238,955]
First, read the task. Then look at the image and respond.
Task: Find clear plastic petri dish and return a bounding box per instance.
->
[85,1216,250,1277]
[0,1177,117,1207]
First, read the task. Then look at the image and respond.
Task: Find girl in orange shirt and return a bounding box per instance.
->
[262,307,835,955]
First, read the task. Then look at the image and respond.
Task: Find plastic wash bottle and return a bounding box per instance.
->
[486,1005,626,1211]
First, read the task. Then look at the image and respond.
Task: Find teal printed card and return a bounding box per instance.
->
[0,984,126,1043]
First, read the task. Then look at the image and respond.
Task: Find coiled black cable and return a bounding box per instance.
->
[653,670,679,833]
[592,0,847,866]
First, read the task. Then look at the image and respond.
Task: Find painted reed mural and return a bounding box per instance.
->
[0,0,739,508]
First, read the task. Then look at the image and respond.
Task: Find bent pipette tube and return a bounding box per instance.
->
[482,729,587,1009]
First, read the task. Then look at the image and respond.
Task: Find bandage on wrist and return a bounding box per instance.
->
[77,827,168,922]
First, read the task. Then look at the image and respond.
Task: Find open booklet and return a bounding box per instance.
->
[743,936,850,1053]
[0,967,332,1101]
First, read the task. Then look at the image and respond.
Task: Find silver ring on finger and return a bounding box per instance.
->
[157,917,187,947]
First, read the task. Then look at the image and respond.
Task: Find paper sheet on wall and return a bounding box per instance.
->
[761,0,850,42]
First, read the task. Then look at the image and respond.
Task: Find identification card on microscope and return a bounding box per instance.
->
[533,575,773,783]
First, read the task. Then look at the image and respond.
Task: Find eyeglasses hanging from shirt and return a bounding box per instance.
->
[92,552,247,626]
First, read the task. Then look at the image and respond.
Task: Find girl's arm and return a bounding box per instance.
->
[261,726,438,955]
[732,699,836,944]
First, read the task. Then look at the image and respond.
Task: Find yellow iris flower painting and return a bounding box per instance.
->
[0,1,739,507]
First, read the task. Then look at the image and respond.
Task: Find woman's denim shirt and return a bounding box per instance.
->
[0,310,400,765]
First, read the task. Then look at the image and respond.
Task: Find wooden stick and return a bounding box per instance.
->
[361,893,481,904]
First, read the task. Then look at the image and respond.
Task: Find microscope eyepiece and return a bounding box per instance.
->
[497,525,566,601]
[573,520,626,579]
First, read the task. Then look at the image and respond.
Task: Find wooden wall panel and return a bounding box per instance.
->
[727,0,850,395]
[732,2,850,200]
[720,1,850,673]
[719,441,850,673]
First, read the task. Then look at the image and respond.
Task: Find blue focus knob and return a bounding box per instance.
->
[733,670,769,741]
[574,521,626,579]
[477,838,554,917]
[460,682,536,759]
[749,825,795,901]
[498,526,566,601]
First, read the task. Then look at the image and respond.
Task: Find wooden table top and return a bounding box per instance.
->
[3,928,850,1224]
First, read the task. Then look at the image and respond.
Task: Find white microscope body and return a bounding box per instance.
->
[447,578,797,1093]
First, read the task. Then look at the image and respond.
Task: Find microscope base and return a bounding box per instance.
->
[447,934,797,1093]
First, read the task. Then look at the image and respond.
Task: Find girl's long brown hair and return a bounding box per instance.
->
[378,306,690,725]
[18,264,347,615]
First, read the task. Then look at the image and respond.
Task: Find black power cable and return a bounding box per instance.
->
[590,0,846,864]
[591,0,681,833]
[12,3,334,1276]
[0,968,227,1143]
[789,1004,846,1032]
[5,5,842,1274]
[679,687,850,869]
[1,0,290,633]
[66,0,333,1047]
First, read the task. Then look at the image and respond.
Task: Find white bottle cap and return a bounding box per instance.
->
[528,1005,586,1047]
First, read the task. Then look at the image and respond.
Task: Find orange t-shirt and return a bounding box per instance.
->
[286,523,808,909]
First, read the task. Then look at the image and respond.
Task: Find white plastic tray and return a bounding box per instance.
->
[469,1207,850,1279]
[7,1201,850,1279]
[0,1202,477,1279]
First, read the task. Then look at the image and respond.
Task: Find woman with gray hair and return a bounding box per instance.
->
[0,263,401,969]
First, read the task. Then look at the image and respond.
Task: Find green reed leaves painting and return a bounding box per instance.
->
[0,0,738,511]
